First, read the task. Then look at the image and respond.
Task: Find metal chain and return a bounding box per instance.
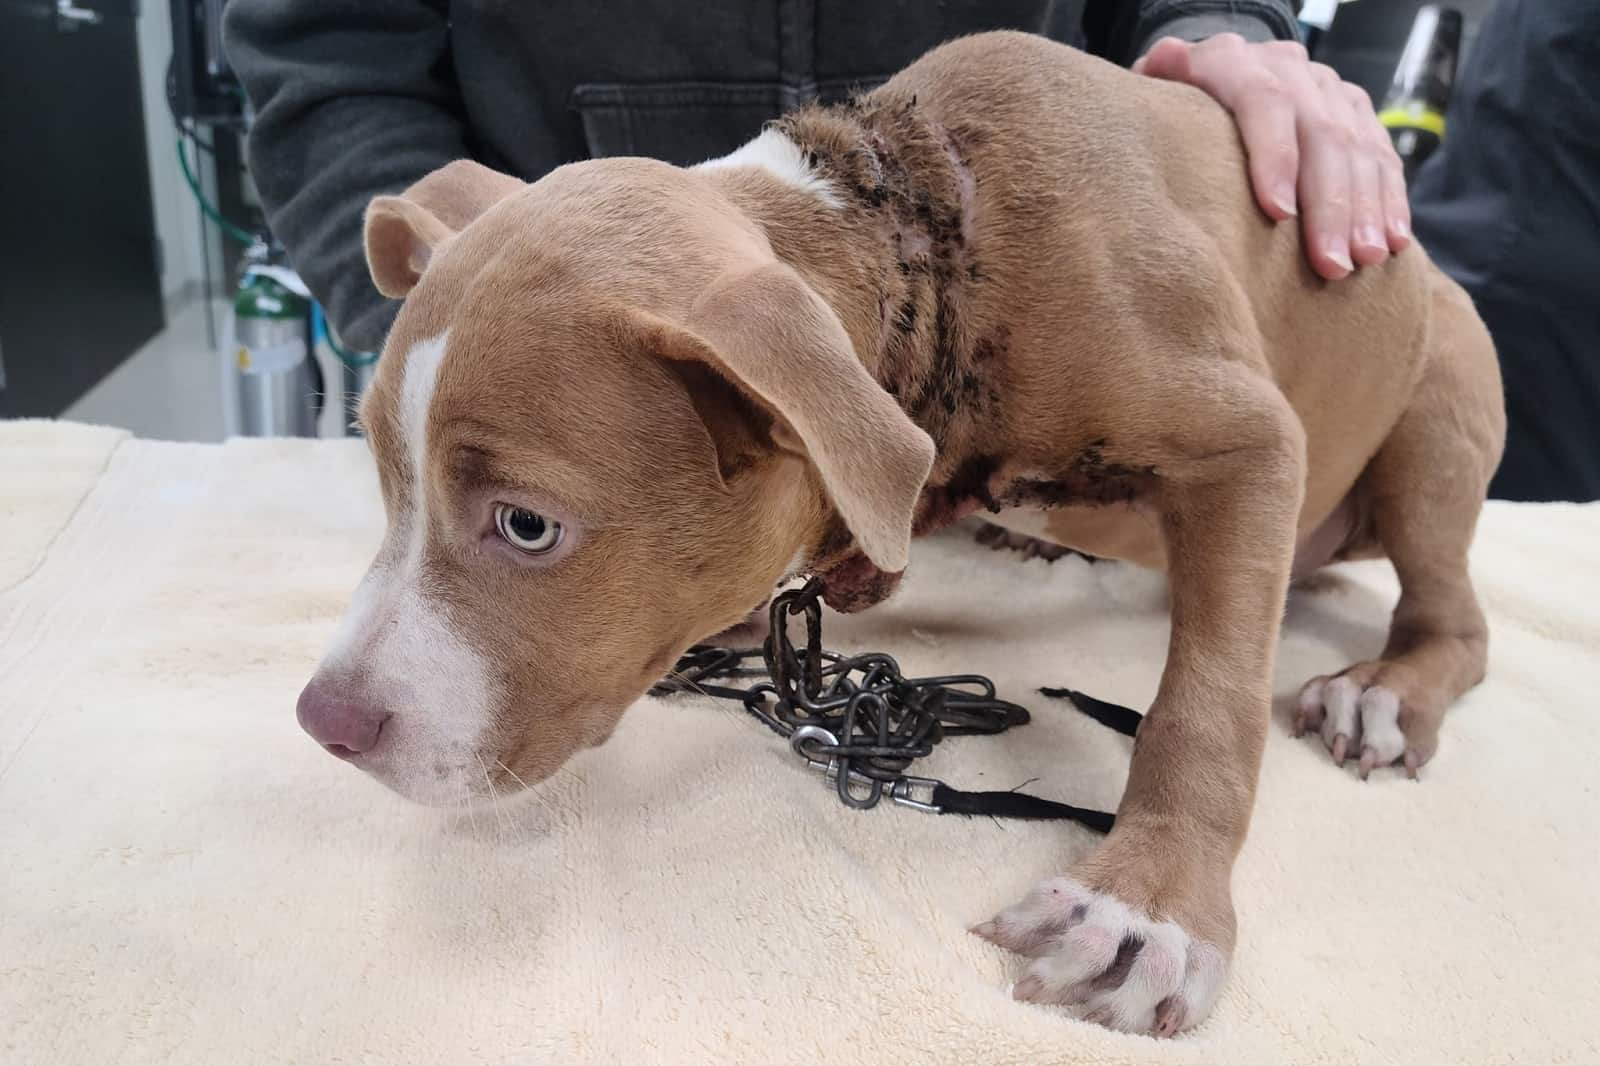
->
[651,579,1037,813]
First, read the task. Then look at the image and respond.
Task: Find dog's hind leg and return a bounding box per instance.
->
[1294,277,1506,777]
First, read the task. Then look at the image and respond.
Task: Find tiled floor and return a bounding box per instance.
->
[64,299,356,442]
[64,300,229,442]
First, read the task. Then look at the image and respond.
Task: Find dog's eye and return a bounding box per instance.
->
[493,504,563,554]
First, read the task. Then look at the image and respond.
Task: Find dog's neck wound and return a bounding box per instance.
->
[772,95,1004,466]
[769,95,1016,609]
[802,519,902,613]
[816,552,904,614]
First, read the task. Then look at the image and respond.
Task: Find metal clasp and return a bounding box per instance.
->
[890,775,943,813]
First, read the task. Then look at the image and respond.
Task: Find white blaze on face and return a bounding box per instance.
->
[318,330,500,803]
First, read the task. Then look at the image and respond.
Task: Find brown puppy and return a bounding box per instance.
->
[296,32,1504,1036]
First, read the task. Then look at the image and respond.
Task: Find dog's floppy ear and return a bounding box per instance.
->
[641,262,935,573]
[364,160,525,298]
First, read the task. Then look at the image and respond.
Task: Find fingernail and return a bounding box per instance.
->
[1357,226,1385,252]
[1273,186,1298,217]
[1327,247,1354,273]
[1391,218,1411,241]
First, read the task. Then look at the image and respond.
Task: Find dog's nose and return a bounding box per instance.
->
[296,678,390,759]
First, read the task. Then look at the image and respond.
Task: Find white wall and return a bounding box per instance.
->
[135,1,219,305]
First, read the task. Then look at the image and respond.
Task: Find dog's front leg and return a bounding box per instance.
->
[975,382,1306,1037]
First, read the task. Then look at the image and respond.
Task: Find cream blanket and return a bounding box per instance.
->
[2,420,1595,1065]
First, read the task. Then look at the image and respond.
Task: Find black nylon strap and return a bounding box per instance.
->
[1039,687,1143,737]
[931,784,1118,832]
[925,689,1142,826]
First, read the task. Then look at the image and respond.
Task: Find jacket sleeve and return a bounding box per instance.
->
[222,0,469,352]
[1085,0,1303,66]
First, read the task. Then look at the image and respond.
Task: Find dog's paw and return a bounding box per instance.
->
[1293,668,1442,779]
[971,876,1229,1037]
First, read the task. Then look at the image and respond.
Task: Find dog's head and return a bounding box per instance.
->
[296,159,935,803]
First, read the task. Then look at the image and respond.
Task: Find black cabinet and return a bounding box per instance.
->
[0,0,166,418]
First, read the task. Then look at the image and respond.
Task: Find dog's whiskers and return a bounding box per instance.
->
[494,757,564,822]
[663,667,701,690]
[458,777,483,843]
[660,667,752,725]
[474,752,516,845]
[493,757,532,791]
[551,762,584,790]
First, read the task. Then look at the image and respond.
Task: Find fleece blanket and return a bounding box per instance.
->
[1,419,1596,1066]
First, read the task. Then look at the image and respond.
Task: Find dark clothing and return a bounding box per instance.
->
[223,0,1299,352]
[1411,0,1600,501]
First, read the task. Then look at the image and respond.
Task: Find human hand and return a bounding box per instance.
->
[1135,34,1412,279]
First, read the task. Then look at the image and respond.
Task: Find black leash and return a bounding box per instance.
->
[650,579,1141,830]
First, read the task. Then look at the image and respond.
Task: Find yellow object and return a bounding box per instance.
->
[236,347,251,371]
[1379,103,1446,138]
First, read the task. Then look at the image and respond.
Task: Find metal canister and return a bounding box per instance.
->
[1379,6,1464,182]
[233,259,316,437]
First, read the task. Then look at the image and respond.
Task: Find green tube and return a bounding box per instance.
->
[176,136,258,246]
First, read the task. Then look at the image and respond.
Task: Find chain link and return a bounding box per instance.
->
[651,579,1033,812]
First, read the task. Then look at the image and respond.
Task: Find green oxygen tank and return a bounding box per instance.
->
[232,242,316,437]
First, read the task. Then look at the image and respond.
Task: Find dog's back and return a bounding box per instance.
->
[873,32,1489,539]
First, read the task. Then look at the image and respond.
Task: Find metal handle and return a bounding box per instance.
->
[56,1,103,27]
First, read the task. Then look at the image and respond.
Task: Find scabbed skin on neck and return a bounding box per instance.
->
[755,95,1007,612]
[798,516,902,613]
[816,551,904,613]
[771,93,1001,466]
